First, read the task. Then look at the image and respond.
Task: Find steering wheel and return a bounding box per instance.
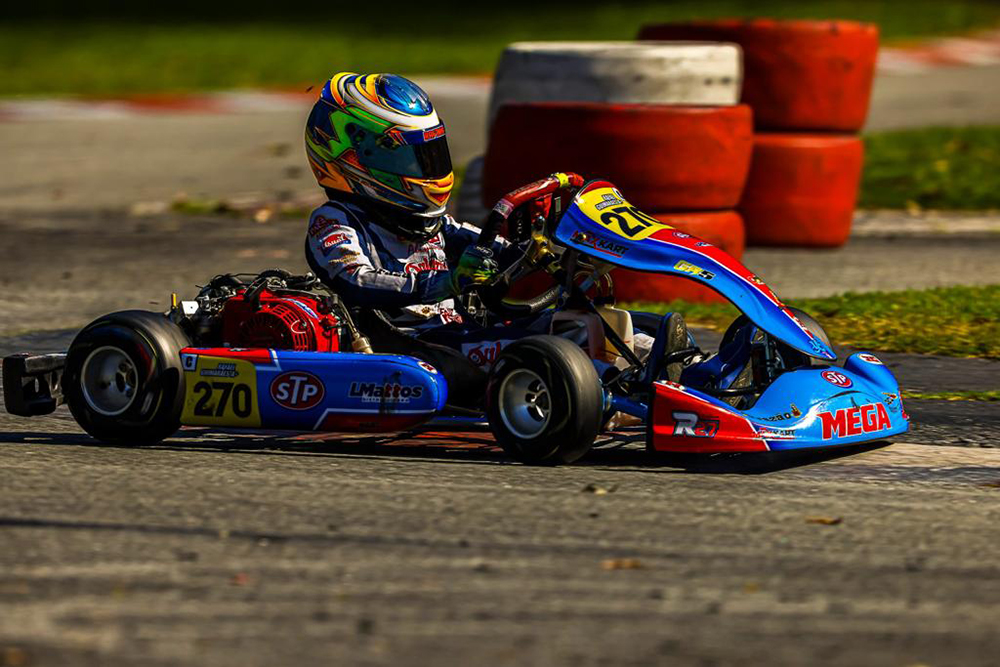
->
[469,172,585,320]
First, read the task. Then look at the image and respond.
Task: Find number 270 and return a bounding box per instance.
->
[193,381,253,418]
[599,206,660,237]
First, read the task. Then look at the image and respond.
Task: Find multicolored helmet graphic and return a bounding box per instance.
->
[305,73,454,217]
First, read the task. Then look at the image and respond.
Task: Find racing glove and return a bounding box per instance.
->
[451,245,499,295]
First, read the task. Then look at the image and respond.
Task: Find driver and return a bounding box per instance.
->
[303,72,686,411]
[304,72,501,330]
[303,73,529,406]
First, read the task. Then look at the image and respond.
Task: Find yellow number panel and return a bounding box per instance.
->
[574,186,673,241]
[181,355,261,428]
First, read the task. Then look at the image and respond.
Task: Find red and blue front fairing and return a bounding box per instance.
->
[554,181,836,361]
[177,348,447,433]
[649,352,909,453]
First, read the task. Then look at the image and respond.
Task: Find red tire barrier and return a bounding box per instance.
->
[738,133,863,247]
[611,210,744,304]
[482,103,754,211]
[639,19,879,132]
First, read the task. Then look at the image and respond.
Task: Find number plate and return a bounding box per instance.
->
[181,355,261,427]
[575,186,673,241]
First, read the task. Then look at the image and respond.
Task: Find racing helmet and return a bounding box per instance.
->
[305,73,454,235]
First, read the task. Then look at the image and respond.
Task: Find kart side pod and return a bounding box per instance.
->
[177,348,448,433]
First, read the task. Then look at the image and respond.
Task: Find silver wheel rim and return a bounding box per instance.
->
[80,346,138,417]
[498,368,551,440]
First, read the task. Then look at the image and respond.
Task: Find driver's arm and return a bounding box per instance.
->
[309,223,453,307]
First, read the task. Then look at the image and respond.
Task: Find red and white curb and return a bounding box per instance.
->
[878,28,1000,73]
[0,76,490,123]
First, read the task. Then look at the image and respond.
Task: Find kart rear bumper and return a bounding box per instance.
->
[2,353,67,417]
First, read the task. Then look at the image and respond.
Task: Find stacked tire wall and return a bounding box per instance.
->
[474,41,755,303]
[639,19,879,247]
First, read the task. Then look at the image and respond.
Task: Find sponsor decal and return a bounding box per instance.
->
[748,274,766,286]
[570,230,629,258]
[439,308,463,325]
[270,371,325,410]
[286,299,320,319]
[673,260,715,280]
[818,403,892,440]
[422,125,445,141]
[759,403,802,422]
[309,215,339,239]
[417,361,438,374]
[821,370,853,388]
[882,392,898,407]
[407,235,442,255]
[328,251,361,266]
[857,353,883,365]
[577,186,672,241]
[593,192,624,211]
[200,361,239,378]
[405,256,449,273]
[493,199,513,218]
[671,411,719,438]
[182,355,260,427]
[322,233,350,249]
[758,427,796,439]
[695,241,712,247]
[672,231,691,239]
[463,341,504,368]
[349,382,424,403]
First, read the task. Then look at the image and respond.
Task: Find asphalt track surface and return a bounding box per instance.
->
[2,211,1000,665]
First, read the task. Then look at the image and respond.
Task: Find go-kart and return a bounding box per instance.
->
[2,173,908,464]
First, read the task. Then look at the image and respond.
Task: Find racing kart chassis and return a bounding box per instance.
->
[3,173,909,463]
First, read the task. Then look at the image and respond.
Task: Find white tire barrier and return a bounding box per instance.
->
[488,41,742,127]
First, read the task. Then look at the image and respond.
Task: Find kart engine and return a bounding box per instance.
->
[219,291,341,352]
[182,271,346,352]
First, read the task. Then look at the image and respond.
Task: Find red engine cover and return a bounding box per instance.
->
[219,289,340,352]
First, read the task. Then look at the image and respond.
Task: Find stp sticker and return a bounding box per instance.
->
[821,370,853,388]
[857,353,883,365]
[270,371,325,410]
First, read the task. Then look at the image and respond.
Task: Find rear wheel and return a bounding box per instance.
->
[487,335,603,465]
[64,311,189,445]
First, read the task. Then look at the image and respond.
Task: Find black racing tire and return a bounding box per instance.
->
[63,311,190,445]
[486,335,603,465]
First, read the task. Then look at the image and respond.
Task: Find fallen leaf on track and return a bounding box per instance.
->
[582,483,618,495]
[602,558,643,570]
[805,516,843,525]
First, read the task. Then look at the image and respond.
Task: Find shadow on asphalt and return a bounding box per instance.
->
[0,427,893,475]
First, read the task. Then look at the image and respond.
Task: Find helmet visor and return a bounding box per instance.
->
[354,132,453,180]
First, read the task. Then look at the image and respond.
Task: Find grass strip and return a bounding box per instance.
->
[622,284,1000,359]
[902,389,1000,401]
[4,1,1000,95]
[860,126,1000,211]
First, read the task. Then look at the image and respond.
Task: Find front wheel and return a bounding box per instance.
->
[486,335,604,465]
